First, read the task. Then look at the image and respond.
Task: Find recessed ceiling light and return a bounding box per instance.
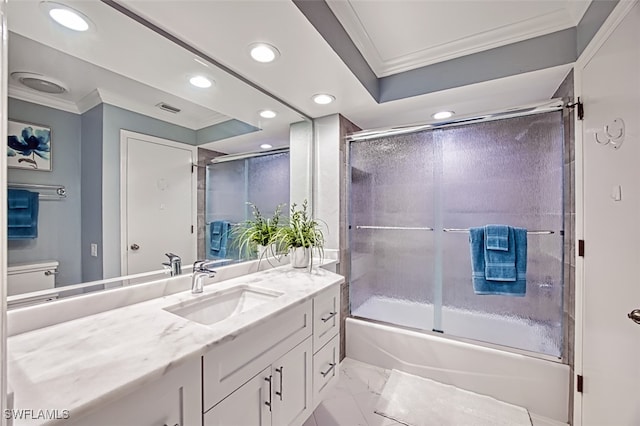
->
[312,94,335,105]
[42,2,91,32]
[260,144,273,150]
[189,76,212,88]
[432,111,454,120]
[259,110,277,119]
[249,43,280,63]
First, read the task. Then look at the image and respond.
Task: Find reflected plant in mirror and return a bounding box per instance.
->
[232,203,284,260]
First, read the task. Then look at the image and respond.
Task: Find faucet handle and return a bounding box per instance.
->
[193,259,217,276]
[165,252,181,261]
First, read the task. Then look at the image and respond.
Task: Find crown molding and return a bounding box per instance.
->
[329,1,578,77]
[8,84,79,114]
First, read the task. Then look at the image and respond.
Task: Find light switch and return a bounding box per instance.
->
[91,243,98,257]
[611,185,622,201]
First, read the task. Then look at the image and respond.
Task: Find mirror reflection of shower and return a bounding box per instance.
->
[205,149,290,264]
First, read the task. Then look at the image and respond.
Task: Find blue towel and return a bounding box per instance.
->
[210,221,230,258]
[484,225,516,281]
[469,226,527,296]
[210,222,223,251]
[485,224,509,251]
[7,189,39,239]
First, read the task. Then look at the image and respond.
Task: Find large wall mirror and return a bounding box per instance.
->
[5,1,312,307]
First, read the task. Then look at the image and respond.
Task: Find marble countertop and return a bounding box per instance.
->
[7,264,344,425]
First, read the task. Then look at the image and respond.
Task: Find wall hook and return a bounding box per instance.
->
[595,118,625,149]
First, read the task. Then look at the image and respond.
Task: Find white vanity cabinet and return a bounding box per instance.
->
[205,338,313,426]
[66,358,201,426]
[204,284,340,426]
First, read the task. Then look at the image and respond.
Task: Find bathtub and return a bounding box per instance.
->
[346,316,570,424]
[352,295,562,357]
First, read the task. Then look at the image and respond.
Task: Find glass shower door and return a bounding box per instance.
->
[349,133,437,331]
[440,113,564,356]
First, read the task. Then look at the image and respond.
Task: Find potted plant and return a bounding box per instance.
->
[273,200,325,269]
[233,203,284,260]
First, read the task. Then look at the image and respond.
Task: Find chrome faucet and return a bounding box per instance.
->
[163,253,182,277]
[191,260,217,294]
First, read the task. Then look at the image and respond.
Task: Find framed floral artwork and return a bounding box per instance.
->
[7,120,52,171]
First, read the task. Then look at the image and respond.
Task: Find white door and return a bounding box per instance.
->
[580,3,640,425]
[121,131,196,275]
[272,338,313,426]
[204,366,273,426]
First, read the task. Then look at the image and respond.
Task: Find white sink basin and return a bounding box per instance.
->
[165,285,283,326]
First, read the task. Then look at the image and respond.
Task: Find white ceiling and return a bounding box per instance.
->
[6,0,303,153]
[6,0,583,153]
[8,33,230,130]
[328,0,591,77]
[124,0,576,131]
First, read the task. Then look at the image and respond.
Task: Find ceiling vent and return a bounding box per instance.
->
[156,102,181,114]
[11,72,68,94]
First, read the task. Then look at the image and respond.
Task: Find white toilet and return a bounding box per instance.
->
[7,260,59,297]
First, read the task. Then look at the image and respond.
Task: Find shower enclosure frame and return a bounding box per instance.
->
[345,102,568,363]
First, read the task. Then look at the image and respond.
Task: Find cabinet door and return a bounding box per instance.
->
[68,359,201,426]
[272,337,313,426]
[204,367,272,426]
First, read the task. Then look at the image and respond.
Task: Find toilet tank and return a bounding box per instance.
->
[7,260,59,296]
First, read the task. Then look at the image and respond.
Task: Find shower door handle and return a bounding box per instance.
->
[628,309,640,324]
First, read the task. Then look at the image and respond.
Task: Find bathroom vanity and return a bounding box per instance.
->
[7,264,342,426]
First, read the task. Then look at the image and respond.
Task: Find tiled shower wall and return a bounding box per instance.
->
[197,148,225,259]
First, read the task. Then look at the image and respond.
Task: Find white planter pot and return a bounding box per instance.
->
[257,243,276,258]
[290,247,310,268]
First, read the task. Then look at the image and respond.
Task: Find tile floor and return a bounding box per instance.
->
[304,358,564,426]
[303,358,400,426]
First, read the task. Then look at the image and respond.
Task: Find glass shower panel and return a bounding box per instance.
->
[206,152,290,262]
[350,133,436,331]
[440,112,564,356]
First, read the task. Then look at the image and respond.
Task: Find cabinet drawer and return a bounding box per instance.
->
[313,285,340,352]
[204,300,312,411]
[313,334,340,409]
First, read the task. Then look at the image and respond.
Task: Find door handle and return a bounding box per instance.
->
[130,243,140,251]
[275,366,283,400]
[321,363,336,377]
[628,309,640,324]
[264,375,272,411]
[321,311,337,322]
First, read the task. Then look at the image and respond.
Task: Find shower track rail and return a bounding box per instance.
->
[355,226,434,231]
[443,228,555,235]
[354,226,557,235]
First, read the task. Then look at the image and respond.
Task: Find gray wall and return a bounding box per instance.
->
[80,104,104,282]
[100,104,197,278]
[7,98,82,286]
